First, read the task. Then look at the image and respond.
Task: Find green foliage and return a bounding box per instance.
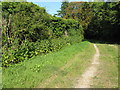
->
[2,35,83,67]
[2,2,84,67]
[49,17,83,38]
[85,2,120,42]
[57,0,69,17]
[57,1,120,43]
[57,2,93,30]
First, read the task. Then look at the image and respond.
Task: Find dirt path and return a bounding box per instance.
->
[75,44,100,88]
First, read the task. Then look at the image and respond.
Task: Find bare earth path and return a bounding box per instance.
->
[75,44,100,88]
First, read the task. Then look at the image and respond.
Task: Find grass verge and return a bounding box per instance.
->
[45,42,95,88]
[92,44,118,88]
[2,41,95,88]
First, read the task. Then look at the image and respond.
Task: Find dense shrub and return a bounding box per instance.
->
[49,17,83,38]
[2,36,83,67]
[85,2,120,42]
[2,2,84,67]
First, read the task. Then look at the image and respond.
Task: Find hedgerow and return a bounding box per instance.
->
[2,2,84,67]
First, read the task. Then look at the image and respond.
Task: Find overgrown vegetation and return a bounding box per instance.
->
[2,2,119,67]
[2,1,119,88]
[2,41,91,88]
[2,2,83,67]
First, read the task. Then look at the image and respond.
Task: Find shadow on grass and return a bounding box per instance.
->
[83,39,120,45]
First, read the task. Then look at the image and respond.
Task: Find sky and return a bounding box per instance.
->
[28,0,88,2]
[29,0,89,16]
[33,2,62,16]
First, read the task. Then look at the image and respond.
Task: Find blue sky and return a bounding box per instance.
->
[28,0,88,2]
[33,2,62,16]
[29,0,89,16]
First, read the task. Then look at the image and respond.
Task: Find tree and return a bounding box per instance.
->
[58,1,120,42]
[85,2,120,42]
[58,1,93,30]
[57,0,69,18]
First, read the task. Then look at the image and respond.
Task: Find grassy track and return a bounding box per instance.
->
[92,44,118,88]
[41,42,95,88]
[2,42,118,88]
[3,41,95,88]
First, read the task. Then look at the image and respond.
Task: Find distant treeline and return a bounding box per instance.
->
[2,2,83,67]
[57,1,120,42]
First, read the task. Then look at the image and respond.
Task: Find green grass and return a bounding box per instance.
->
[3,41,95,88]
[0,49,2,89]
[3,41,118,88]
[0,67,2,89]
[45,43,95,88]
[92,44,118,88]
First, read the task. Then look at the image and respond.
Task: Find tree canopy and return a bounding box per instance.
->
[57,1,120,42]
